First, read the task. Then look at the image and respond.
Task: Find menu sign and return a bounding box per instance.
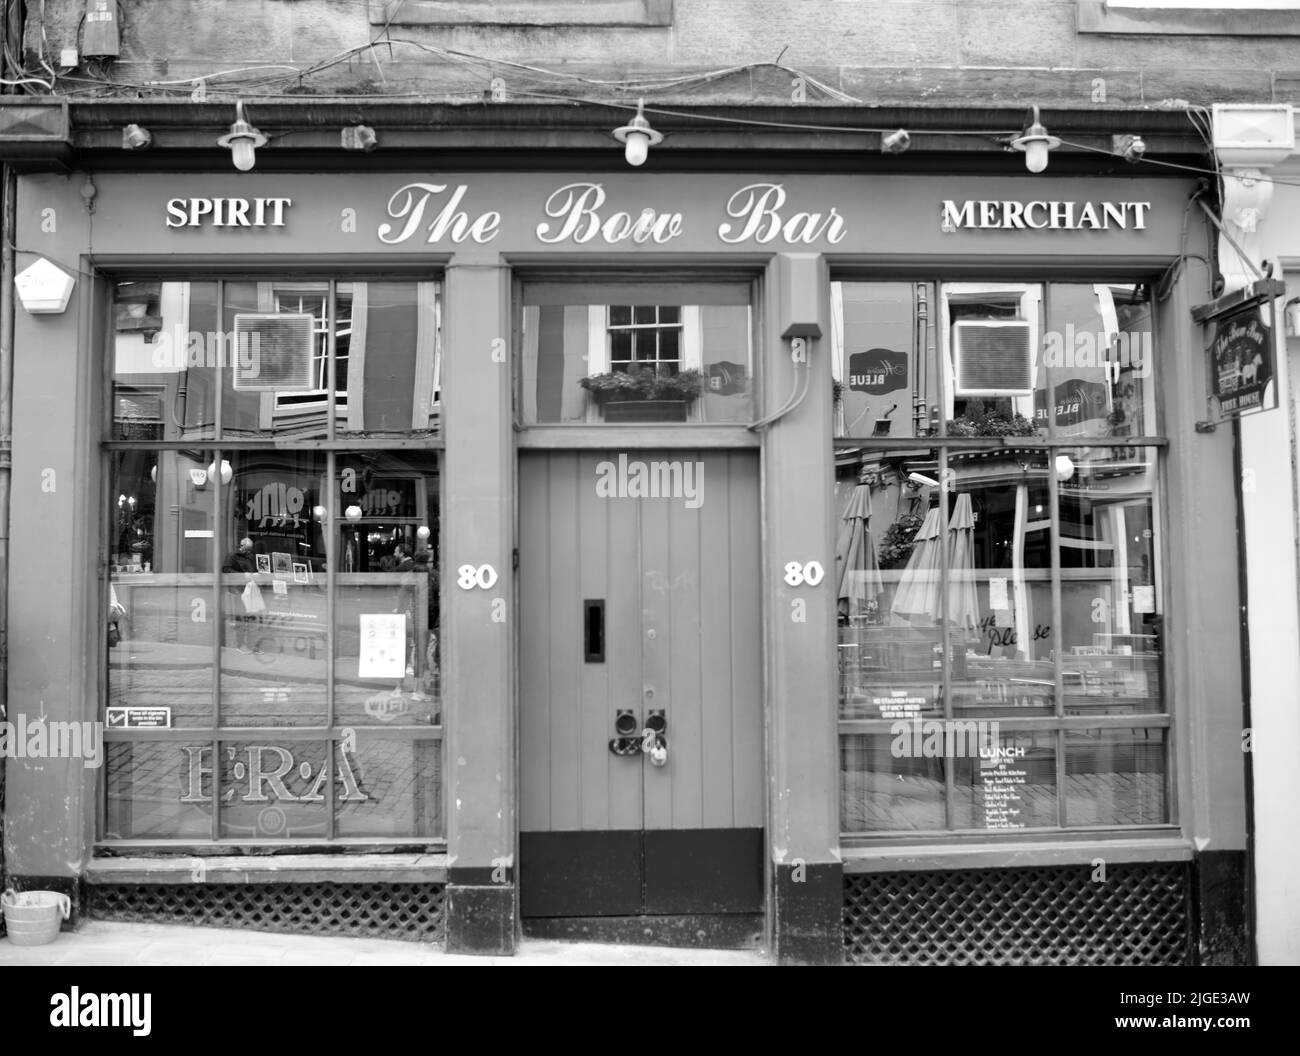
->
[1209,301,1276,416]
[978,745,1028,830]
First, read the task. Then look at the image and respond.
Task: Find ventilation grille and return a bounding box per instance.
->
[233,313,314,391]
[952,319,1035,395]
[843,863,1190,965]
[89,882,445,944]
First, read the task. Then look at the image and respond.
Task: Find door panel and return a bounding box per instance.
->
[519,831,642,917]
[519,449,762,918]
[643,829,764,914]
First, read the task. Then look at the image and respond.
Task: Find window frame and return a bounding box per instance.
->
[99,270,447,851]
[831,273,1176,843]
[512,270,765,443]
[1076,0,1300,35]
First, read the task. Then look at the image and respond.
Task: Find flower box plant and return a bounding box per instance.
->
[945,399,1040,438]
[579,367,705,421]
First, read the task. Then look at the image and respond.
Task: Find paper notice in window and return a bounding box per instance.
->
[272,579,288,596]
[358,613,406,678]
[1132,585,1155,614]
[988,576,1009,610]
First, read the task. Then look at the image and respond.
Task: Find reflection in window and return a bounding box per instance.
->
[833,278,1167,836]
[520,282,754,424]
[831,281,1156,442]
[111,279,441,441]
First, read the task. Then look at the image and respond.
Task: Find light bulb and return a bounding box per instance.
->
[207,459,233,485]
[217,102,267,173]
[416,525,431,541]
[345,504,363,523]
[1024,140,1049,174]
[1055,454,1075,482]
[624,130,649,167]
[313,505,327,522]
[230,139,257,172]
[612,99,662,167]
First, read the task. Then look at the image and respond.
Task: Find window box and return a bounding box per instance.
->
[600,398,690,423]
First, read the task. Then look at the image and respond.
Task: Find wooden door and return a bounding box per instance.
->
[519,450,763,920]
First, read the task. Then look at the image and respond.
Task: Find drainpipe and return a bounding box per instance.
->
[0,0,22,908]
[0,159,11,909]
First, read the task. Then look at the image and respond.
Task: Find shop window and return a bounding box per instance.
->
[104,276,443,845]
[518,280,755,425]
[832,279,1168,836]
[111,279,441,441]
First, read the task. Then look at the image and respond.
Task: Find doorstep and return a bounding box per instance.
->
[84,854,450,885]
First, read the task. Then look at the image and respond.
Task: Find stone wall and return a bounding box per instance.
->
[19,0,1297,107]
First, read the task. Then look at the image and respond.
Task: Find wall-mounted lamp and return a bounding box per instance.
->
[1112,133,1145,164]
[217,101,266,172]
[341,124,377,152]
[881,128,910,154]
[206,459,233,485]
[122,123,152,150]
[1054,454,1076,482]
[612,99,663,167]
[1010,105,1060,173]
[344,504,363,523]
[13,256,75,314]
[907,471,939,490]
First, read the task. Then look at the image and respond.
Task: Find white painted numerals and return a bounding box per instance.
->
[457,563,499,590]
[783,560,824,587]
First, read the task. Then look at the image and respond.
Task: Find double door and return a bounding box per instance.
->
[518,450,763,922]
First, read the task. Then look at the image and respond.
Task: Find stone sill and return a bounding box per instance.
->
[841,834,1193,873]
[85,853,449,885]
[1078,0,1300,36]
[369,0,672,28]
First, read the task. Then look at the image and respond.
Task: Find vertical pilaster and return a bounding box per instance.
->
[763,253,842,964]
[441,256,516,954]
[3,175,97,919]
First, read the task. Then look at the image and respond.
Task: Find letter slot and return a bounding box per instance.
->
[584,599,605,662]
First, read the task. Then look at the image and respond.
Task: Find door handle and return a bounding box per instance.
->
[642,709,668,767]
[609,709,641,756]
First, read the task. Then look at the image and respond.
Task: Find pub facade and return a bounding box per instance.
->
[0,100,1249,963]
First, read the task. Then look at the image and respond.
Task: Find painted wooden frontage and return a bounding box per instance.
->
[518,449,763,917]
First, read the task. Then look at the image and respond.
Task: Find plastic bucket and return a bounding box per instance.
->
[2,889,71,947]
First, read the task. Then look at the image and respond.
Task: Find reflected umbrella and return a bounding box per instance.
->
[890,504,944,624]
[947,492,979,631]
[835,478,883,623]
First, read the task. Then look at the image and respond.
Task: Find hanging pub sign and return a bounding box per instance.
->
[1193,278,1285,418]
[848,348,908,395]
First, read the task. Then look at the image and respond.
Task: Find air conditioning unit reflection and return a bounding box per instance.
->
[952,319,1034,396]
[232,313,314,391]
